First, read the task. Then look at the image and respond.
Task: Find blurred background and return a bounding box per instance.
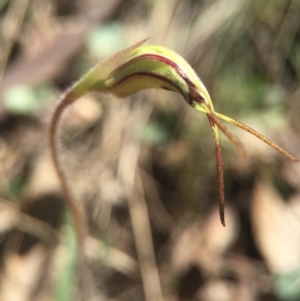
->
[1,0,300,300]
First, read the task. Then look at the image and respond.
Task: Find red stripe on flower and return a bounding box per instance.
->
[110,71,185,96]
[111,53,197,97]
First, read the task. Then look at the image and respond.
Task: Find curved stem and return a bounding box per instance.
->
[49,90,87,298]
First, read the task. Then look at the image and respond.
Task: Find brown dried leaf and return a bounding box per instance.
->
[251,179,300,273]
[0,201,19,233]
[0,244,48,301]
[202,205,238,255]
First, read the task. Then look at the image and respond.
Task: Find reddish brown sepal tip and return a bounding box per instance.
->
[221,218,226,227]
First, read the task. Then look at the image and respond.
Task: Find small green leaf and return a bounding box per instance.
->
[87,23,126,58]
[274,268,300,301]
[138,112,178,147]
[139,121,171,147]
[3,84,54,114]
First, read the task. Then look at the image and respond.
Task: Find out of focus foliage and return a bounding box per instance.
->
[0,0,300,301]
